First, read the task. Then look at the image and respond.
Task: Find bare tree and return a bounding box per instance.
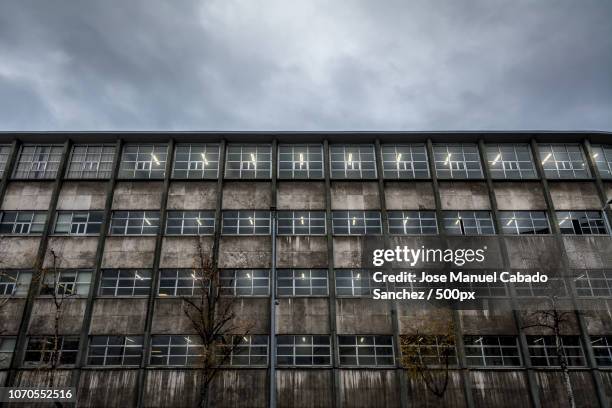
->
[181,238,253,408]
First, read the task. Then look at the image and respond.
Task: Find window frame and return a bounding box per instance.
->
[380,144,430,179]
[98,269,152,297]
[109,211,161,236]
[87,335,144,367]
[53,211,104,236]
[329,145,377,179]
[0,211,47,235]
[23,336,79,367]
[331,210,382,236]
[39,269,92,297]
[220,335,269,367]
[118,144,168,179]
[277,144,324,179]
[442,211,496,236]
[433,143,483,179]
[527,335,586,367]
[387,210,438,235]
[221,210,271,235]
[0,270,33,297]
[219,269,270,297]
[165,210,215,236]
[277,269,329,297]
[499,211,551,235]
[464,335,522,367]
[149,335,204,367]
[0,145,12,179]
[172,143,220,179]
[66,144,116,179]
[12,144,64,180]
[335,269,386,297]
[158,269,208,297]
[557,211,608,235]
[224,144,272,179]
[486,143,537,180]
[337,335,395,367]
[276,211,326,235]
[277,335,332,367]
[539,144,590,179]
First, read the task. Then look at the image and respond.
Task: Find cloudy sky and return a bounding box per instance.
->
[0,0,611,131]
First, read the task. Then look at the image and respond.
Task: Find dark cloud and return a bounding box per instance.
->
[0,0,611,131]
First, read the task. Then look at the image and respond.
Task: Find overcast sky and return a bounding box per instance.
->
[0,0,611,131]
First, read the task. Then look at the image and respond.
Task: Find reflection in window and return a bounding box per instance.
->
[220,335,268,366]
[40,270,92,296]
[381,144,429,179]
[331,211,382,235]
[443,211,495,235]
[0,211,47,235]
[150,335,203,366]
[338,335,394,367]
[66,145,115,179]
[277,269,328,296]
[433,144,483,179]
[0,271,32,296]
[172,144,220,179]
[464,336,521,367]
[0,338,16,369]
[118,144,167,179]
[591,336,612,367]
[165,211,215,235]
[24,336,79,367]
[222,211,271,235]
[277,335,331,366]
[158,269,208,297]
[499,211,550,235]
[387,211,437,235]
[527,336,585,367]
[0,145,11,178]
[87,336,143,366]
[591,145,612,179]
[557,211,608,235]
[99,269,152,296]
[277,211,326,235]
[109,211,160,235]
[225,144,272,179]
[335,269,386,297]
[54,211,104,235]
[219,269,270,296]
[13,145,64,179]
[278,144,323,179]
[539,144,589,179]
[330,145,377,179]
[486,144,536,179]
[574,271,612,297]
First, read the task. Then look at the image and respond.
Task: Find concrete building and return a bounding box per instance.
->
[0,131,612,407]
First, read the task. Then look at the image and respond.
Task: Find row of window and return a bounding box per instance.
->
[1,334,609,369]
[3,143,612,181]
[3,269,612,299]
[1,209,607,236]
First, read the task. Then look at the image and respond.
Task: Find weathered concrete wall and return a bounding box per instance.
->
[277,369,333,408]
[90,299,148,334]
[208,369,268,408]
[77,369,139,408]
[159,236,214,268]
[0,299,25,335]
[505,236,564,272]
[446,236,503,269]
[493,182,546,210]
[331,182,380,210]
[167,181,217,210]
[397,304,454,335]
[384,181,435,210]
[459,309,517,334]
[535,370,597,408]
[439,182,490,210]
[333,237,365,268]
[218,236,271,268]
[549,182,601,210]
[584,305,612,334]
[276,236,327,268]
[56,181,107,210]
[407,370,466,408]
[112,181,163,210]
[28,298,86,335]
[151,298,198,334]
[0,237,41,268]
[44,237,98,268]
[1,181,54,210]
[562,236,612,269]
[222,181,272,209]
[338,369,400,408]
[277,298,330,334]
[336,299,393,334]
[143,370,200,408]
[10,370,71,408]
[230,298,270,333]
[277,182,325,210]
[102,237,156,268]
[470,370,531,408]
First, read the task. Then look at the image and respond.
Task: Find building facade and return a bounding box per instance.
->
[0,132,612,407]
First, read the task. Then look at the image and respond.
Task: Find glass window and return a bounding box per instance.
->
[118,144,167,179]
[225,144,271,179]
[165,211,215,235]
[464,336,521,367]
[0,211,47,235]
[591,336,612,367]
[0,271,32,297]
[433,144,483,179]
[338,335,394,367]
[591,145,612,179]
[331,211,382,235]
[515,279,568,298]
[220,335,268,367]
[278,144,323,179]
[172,144,220,179]
[40,270,92,297]
[486,144,537,179]
[330,145,377,179]
[54,211,104,235]
[109,211,160,235]
[0,337,16,369]
[335,269,386,297]
[150,335,203,366]
[99,269,152,297]
[381,144,429,179]
[220,269,270,296]
[13,145,64,179]
[401,335,457,367]
[66,144,115,179]
[557,211,608,235]
[277,269,328,296]
[222,211,271,235]
[527,335,586,367]
[499,211,550,235]
[158,269,208,297]
[387,210,438,235]
[277,211,326,235]
[87,335,143,366]
[539,144,590,179]
[23,336,79,367]
[0,145,12,178]
[277,335,331,366]
[574,271,612,297]
[443,211,495,235]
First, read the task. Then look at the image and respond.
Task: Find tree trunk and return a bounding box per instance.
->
[562,367,575,408]
[199,381,209,408]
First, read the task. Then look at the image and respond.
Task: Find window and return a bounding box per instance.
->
[221,335,268,366]
[433,144,483,179]
[165,211,215,235]
[443,211,495,235]
[222,211,271,235]
[591,336,612,366]
[278,144,323,179]
[499,211,550,235]
[225,144,271,179]
[0,271,32,296]
[486,144,537,179]
[277,269,328,296]
[172,144,220,179]
[0,337,16,368]
[277,211,326,235]
[330,145,377,179]
[24,336,79,366]
[0,145,12,178]
[0,211,47,235]
[401,335,457,366]
[381,144,429,179]
[99,269,152,296]
[338,335,394,366]
[158,269,208,297]
[557,211,608,235]
[591,145,612,179]
[277,335,331,366]
[87,336,143,366]
[464,281,508,298]
[54,211,104,235]
[527,336,586,367]
[118,144,167,179]
[387,211,438,235]
[515,279,568,298]
[40,270,92,296]
[13,145,64,179]
[220,269,270,296]
[335,269,386,297]
[150,335,203,366]
[331,211,382,235]
[66,144,115,179]
[464,336,521,367]
[574,271,612,297]
[539,144,589,179]
[109,211,160,235]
